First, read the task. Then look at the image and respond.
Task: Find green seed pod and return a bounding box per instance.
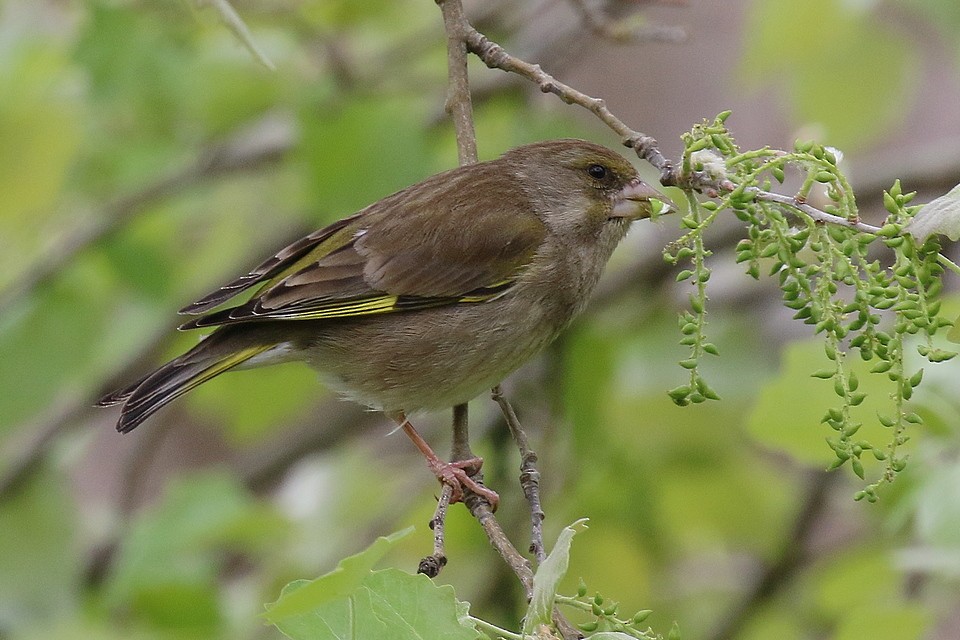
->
[633,610,653,624]
[847,372,859,391]
[668,622,682,640]
[870,360,893,374]
[883,192,900,215]
[689,294,704,314]
[851,457,865,479]
[909,369,924,387]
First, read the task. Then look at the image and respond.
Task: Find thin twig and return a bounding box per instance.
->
[466,494,535,596]
[461,24,888,240]
[437,0,479,165]
[418,401,472,577]
[439,5,582,636]
[753,188,883,234]
[491,385,546,564]
[419,485,453,577]
[463,25,673,181]
[450,402,475,461]
[198,0,276,70]
[425,0,483,581]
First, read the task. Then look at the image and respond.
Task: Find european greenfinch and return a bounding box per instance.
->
[99,139,668,507]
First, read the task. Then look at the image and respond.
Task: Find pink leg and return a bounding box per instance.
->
[397,415,500,511]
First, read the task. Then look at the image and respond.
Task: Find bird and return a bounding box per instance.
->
[98,138,669,509]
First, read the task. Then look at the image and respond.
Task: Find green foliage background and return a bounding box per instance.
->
[2,1,960,639]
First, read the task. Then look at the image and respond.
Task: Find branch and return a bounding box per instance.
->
[197,0,276,70]
[437,0,478,165]
[492,385,546,564]
[463,26,674,181]
[753,188,882,234]
[418,486,453,577]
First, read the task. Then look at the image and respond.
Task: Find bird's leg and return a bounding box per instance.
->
[394,413,500,511]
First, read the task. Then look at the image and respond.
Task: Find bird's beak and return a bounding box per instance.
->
[611,179,676,220]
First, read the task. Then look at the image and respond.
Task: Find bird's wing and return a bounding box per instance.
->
[178,168,546,329]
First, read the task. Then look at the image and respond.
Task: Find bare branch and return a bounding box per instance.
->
[463,26,674,181]
[753,188,883,234]
[492,385,546,564]
[419,485,453,577]
[437,0,479,165]
[197,0,276,70]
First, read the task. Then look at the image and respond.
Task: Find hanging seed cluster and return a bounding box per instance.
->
[666,113,955,499]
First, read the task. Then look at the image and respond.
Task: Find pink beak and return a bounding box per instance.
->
[611,179,675,220]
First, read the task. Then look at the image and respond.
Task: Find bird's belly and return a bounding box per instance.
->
[300,297,566,413]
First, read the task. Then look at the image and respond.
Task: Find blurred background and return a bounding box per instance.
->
[2,0,960,638]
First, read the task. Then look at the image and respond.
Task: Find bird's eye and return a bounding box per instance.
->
[587,164,608,180]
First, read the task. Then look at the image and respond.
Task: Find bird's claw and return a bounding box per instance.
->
[429,456,500,512]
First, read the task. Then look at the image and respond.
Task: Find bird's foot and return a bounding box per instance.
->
[427,456,500,512]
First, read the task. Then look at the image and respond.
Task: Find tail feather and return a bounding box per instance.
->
[98,343,274,433]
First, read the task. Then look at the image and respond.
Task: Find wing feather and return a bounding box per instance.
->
[178,162,546,330]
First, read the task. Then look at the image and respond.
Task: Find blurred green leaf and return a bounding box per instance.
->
[833,605,929,640]
[106,471,288,629]
[188,362,321,444]
[746,339,890,466]
[742,0,917,149]
[297,97,438,215]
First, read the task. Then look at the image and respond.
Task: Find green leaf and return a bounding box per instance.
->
[523,519,589,635]
[905,183,960,241]
[264,527,414,621]
[268,568,480,640]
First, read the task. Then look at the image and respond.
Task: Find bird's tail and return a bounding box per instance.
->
[97,330,275,433]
